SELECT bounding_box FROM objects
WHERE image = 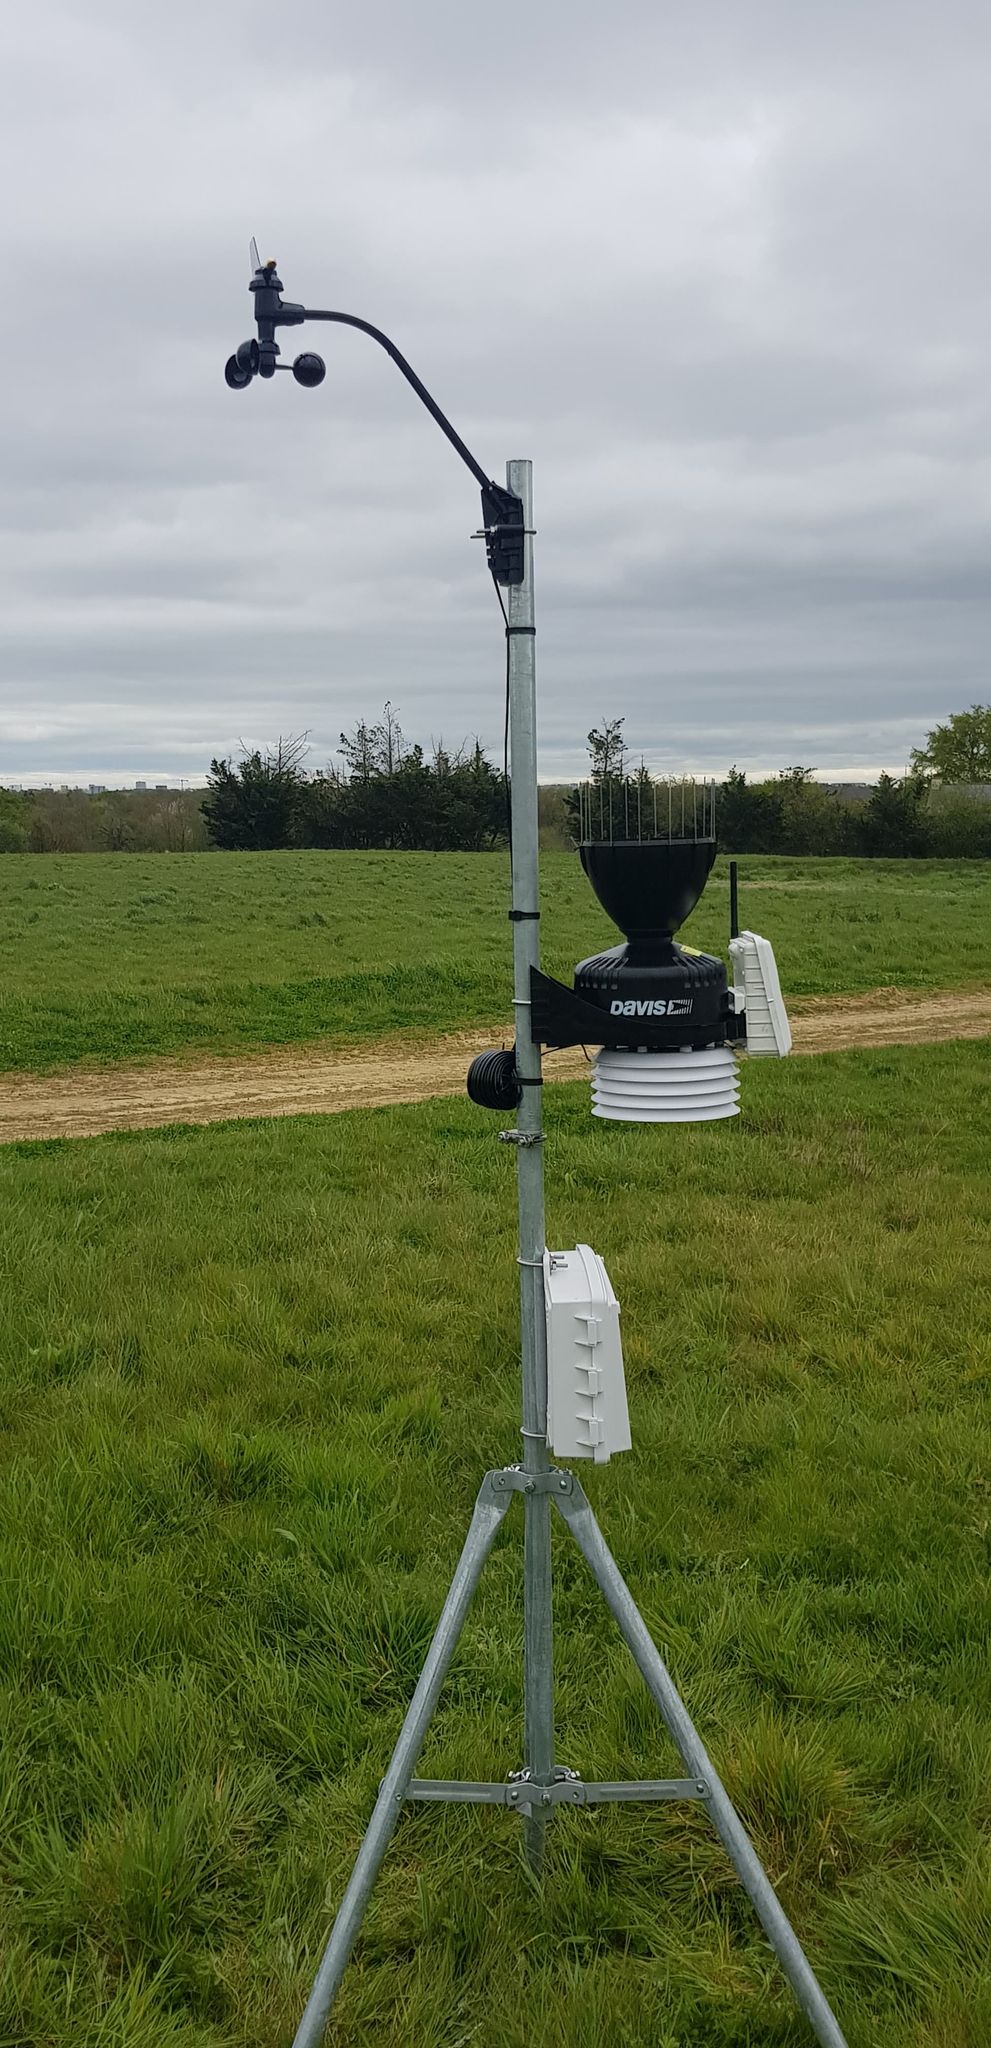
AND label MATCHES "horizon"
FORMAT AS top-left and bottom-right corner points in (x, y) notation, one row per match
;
(4, 762), (919, 795)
